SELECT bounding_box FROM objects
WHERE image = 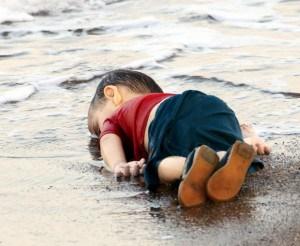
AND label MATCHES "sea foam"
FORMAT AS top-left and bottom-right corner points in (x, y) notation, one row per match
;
(0, 0), (105, 24)
(0, 85), (37, 104)
(0, 6), (34, 24)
